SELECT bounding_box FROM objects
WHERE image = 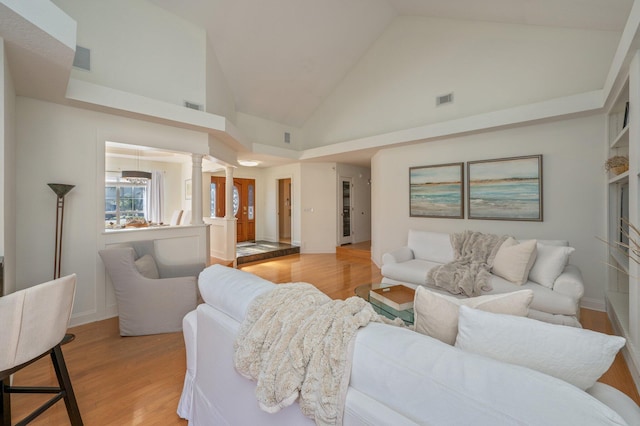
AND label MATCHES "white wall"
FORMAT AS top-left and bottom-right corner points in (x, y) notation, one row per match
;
(1, 39), (16, 294)
(236, 112), (303, 151)
(336, 163), (371, 244)
(372, 114), (607, 308)
(53, 0), (206, 108)
(301, 163), (337, 253)
(303, 16), (621, 146)
(15, 97), (209, 324)
(261, 163), (302, 245)
(206, 39), (236, 122)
